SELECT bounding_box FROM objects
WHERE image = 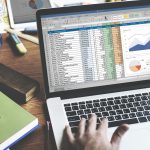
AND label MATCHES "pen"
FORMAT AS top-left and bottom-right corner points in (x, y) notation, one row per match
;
(9, 33), (27, 54)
